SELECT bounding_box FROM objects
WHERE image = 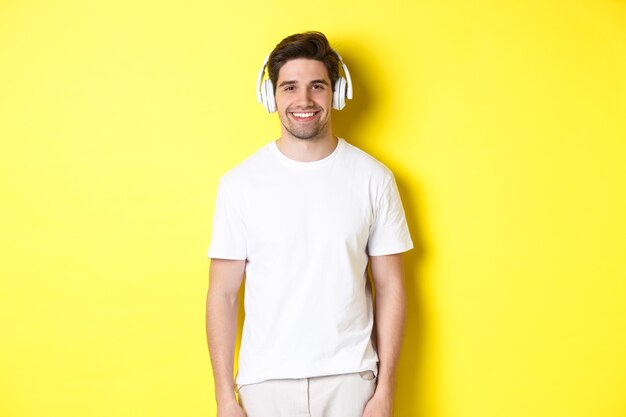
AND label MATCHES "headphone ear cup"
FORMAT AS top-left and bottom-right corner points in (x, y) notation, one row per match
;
(262, 79), (276, 113)
(333, 78), (341, 110)
(267, 80), (276, 113)
(261, 79), (268, 112)
(339, 77), (347, 110)
(333, 77), (347, 110)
